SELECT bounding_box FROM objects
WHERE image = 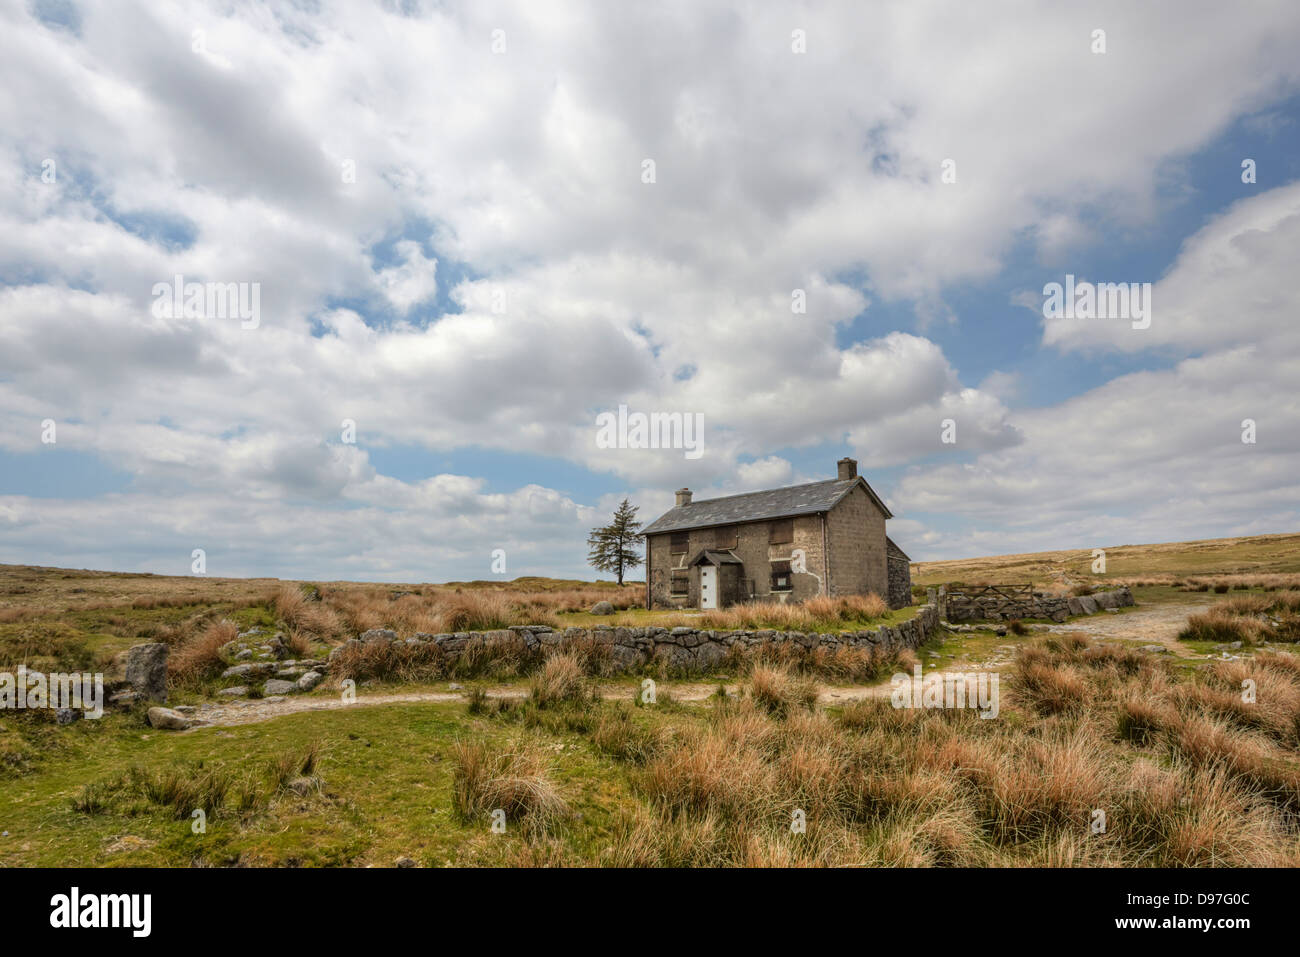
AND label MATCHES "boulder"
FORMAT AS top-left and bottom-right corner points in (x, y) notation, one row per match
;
(1094, 590), (1119, 610)
(329, 638), (362, 662)
(589, 601), (615, 616)
(263, 679), (298, 696)
(56, 708), (82, 725)
(216, 686), (248, 697)
(221, 662), (275, 679)
(360, 628), (399, 643)
(125, 642), (169, 703)
(610, 644), (646, 671)
(146, 707), (192, 730)
(296, 671), (323, 692)
(695, 642), (727, 670)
